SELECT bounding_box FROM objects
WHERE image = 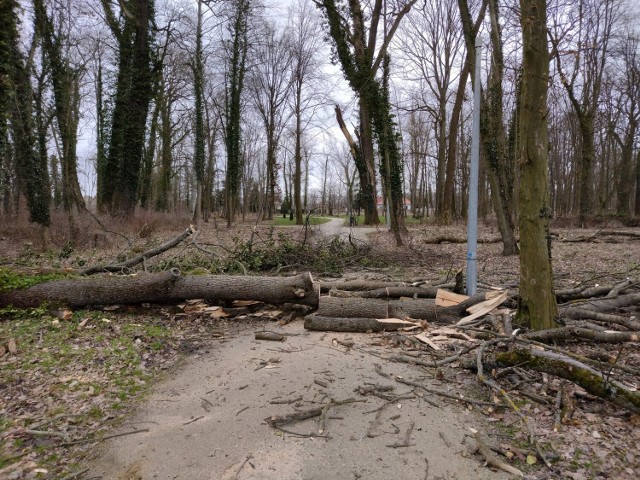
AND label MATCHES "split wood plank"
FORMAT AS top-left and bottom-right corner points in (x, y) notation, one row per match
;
(435, 289), (470, 307)
(456, 291), (508, 326)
